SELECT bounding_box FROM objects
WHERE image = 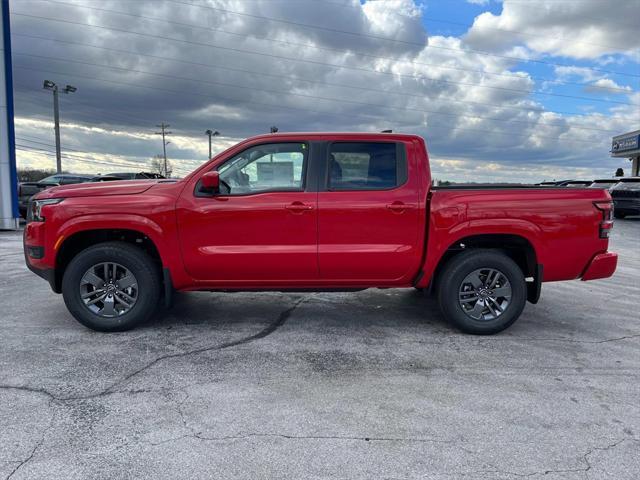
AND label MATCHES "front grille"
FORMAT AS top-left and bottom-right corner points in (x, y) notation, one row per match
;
(26, 200), (33, 222)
